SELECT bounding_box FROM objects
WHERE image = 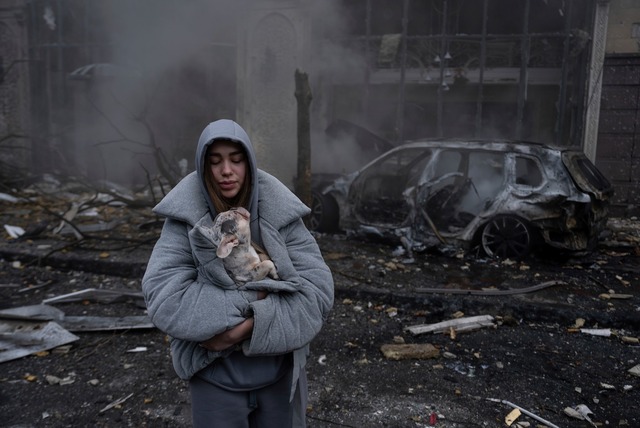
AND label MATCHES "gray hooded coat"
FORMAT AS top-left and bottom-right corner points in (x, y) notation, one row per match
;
(141, 120), (334, 411)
